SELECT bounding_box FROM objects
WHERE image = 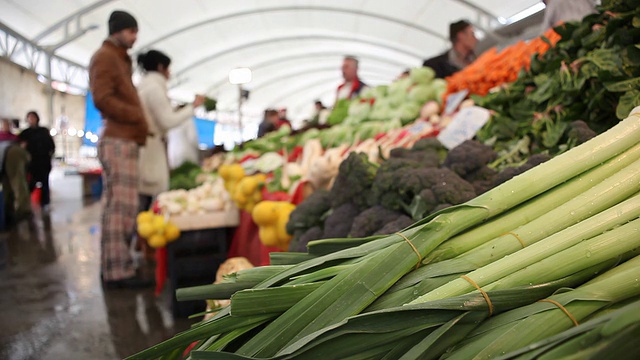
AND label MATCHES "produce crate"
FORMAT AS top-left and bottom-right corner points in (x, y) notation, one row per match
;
(168, 209), (240, 231)
(166, 226), (233, 318)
